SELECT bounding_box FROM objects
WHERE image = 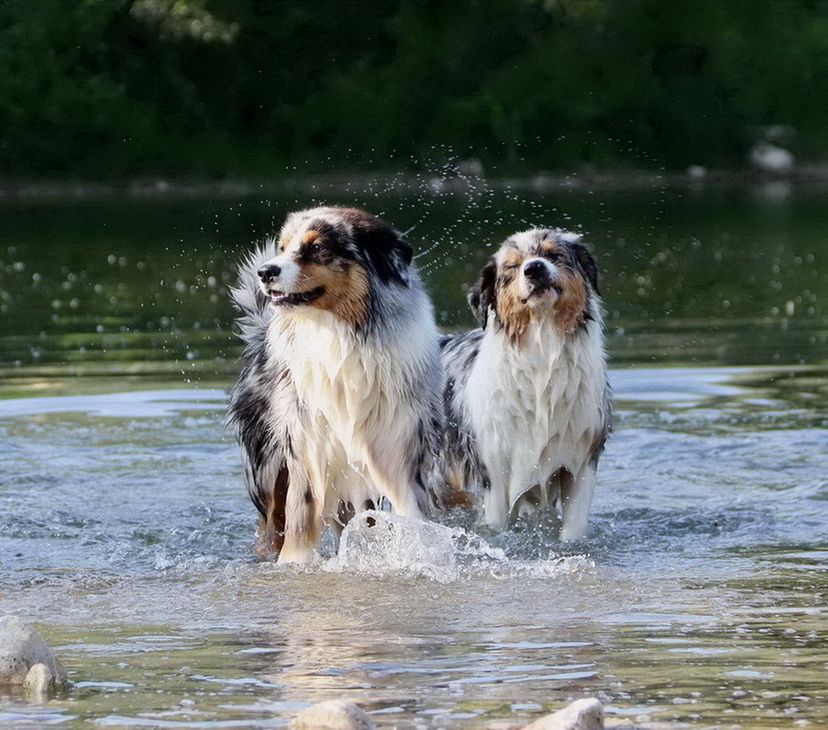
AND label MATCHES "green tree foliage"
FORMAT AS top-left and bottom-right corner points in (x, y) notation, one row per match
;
(1, 0), (827, 177)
